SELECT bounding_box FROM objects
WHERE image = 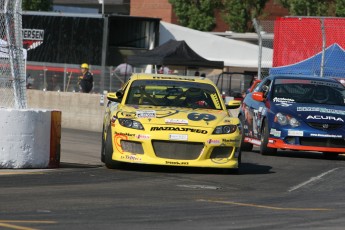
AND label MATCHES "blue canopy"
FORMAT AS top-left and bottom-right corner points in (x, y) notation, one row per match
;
(269, 43), (345, 78)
